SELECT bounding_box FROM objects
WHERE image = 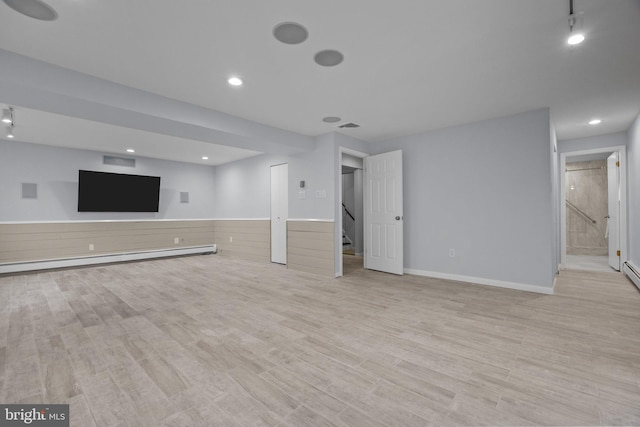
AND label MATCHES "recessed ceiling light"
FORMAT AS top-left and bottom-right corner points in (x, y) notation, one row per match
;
(322, 116), (341, 123)
(588, 119), (602, 125)
(202, 156), (209, 160)
(273, 22), (309, 45)
(126, 148), (135, 153)
(3, 0), (58, 21)
(314, 50), (344, 67)
(228, 76), (243, 86)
